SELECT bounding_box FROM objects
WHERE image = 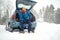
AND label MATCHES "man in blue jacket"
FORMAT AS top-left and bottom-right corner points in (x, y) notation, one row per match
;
(19, 7), (32, 33)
